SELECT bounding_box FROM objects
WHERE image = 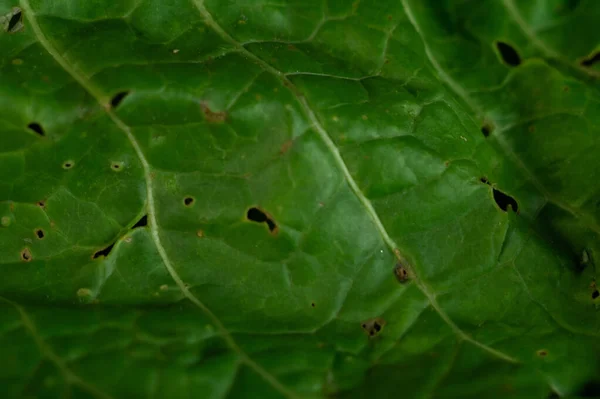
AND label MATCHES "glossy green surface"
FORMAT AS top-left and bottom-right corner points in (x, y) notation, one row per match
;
(1, 0), (599, 398)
